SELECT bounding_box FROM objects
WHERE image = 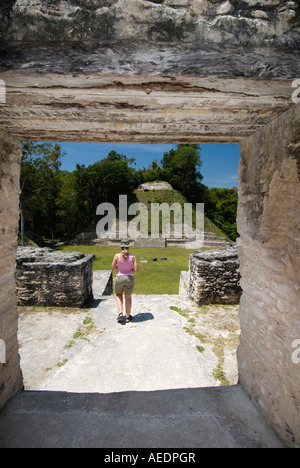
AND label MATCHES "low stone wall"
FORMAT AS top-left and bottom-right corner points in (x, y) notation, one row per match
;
(16, 247), (94, 307)
(92, 271), (113, 297)
(188, 247), (242, 305)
